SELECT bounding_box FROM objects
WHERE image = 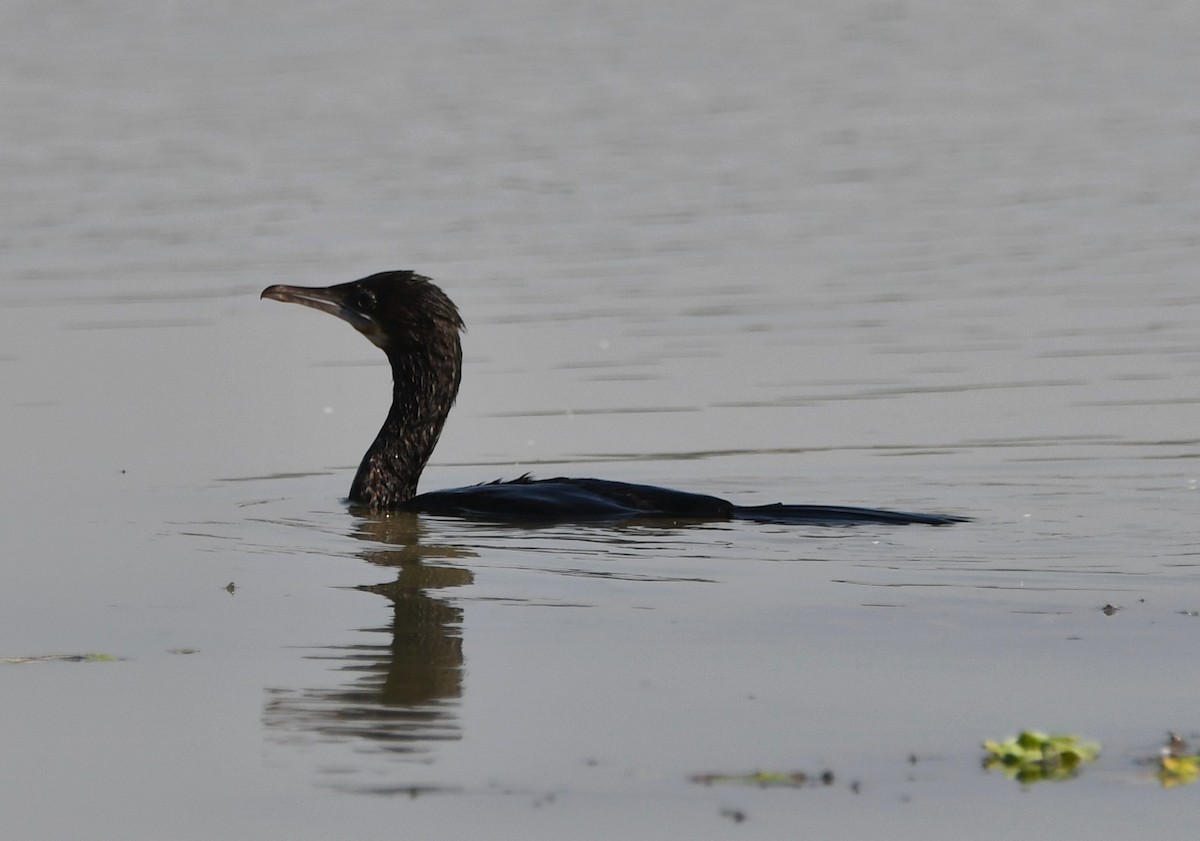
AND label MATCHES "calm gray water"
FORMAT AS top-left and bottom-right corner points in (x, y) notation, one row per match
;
(3, 1), (1200, 838)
